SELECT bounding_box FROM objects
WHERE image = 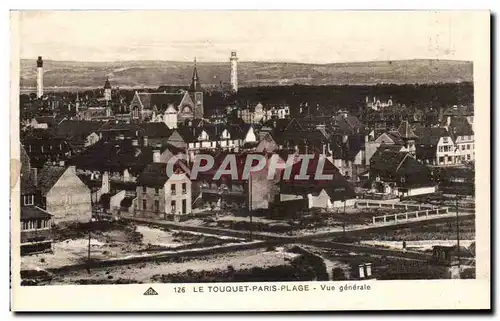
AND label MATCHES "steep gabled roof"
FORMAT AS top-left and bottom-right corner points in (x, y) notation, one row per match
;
(397, 120), (417, 139)
(414, 127), (450, 146)
(448, 116), (474, 138)
(37, 165), (67, 196)
(136, 92), (187, 111)
(136, 122), (173, 138)
(370, 148), (409, 174)
(136, 162), (188, 188)
(279, 156), (356, 200)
